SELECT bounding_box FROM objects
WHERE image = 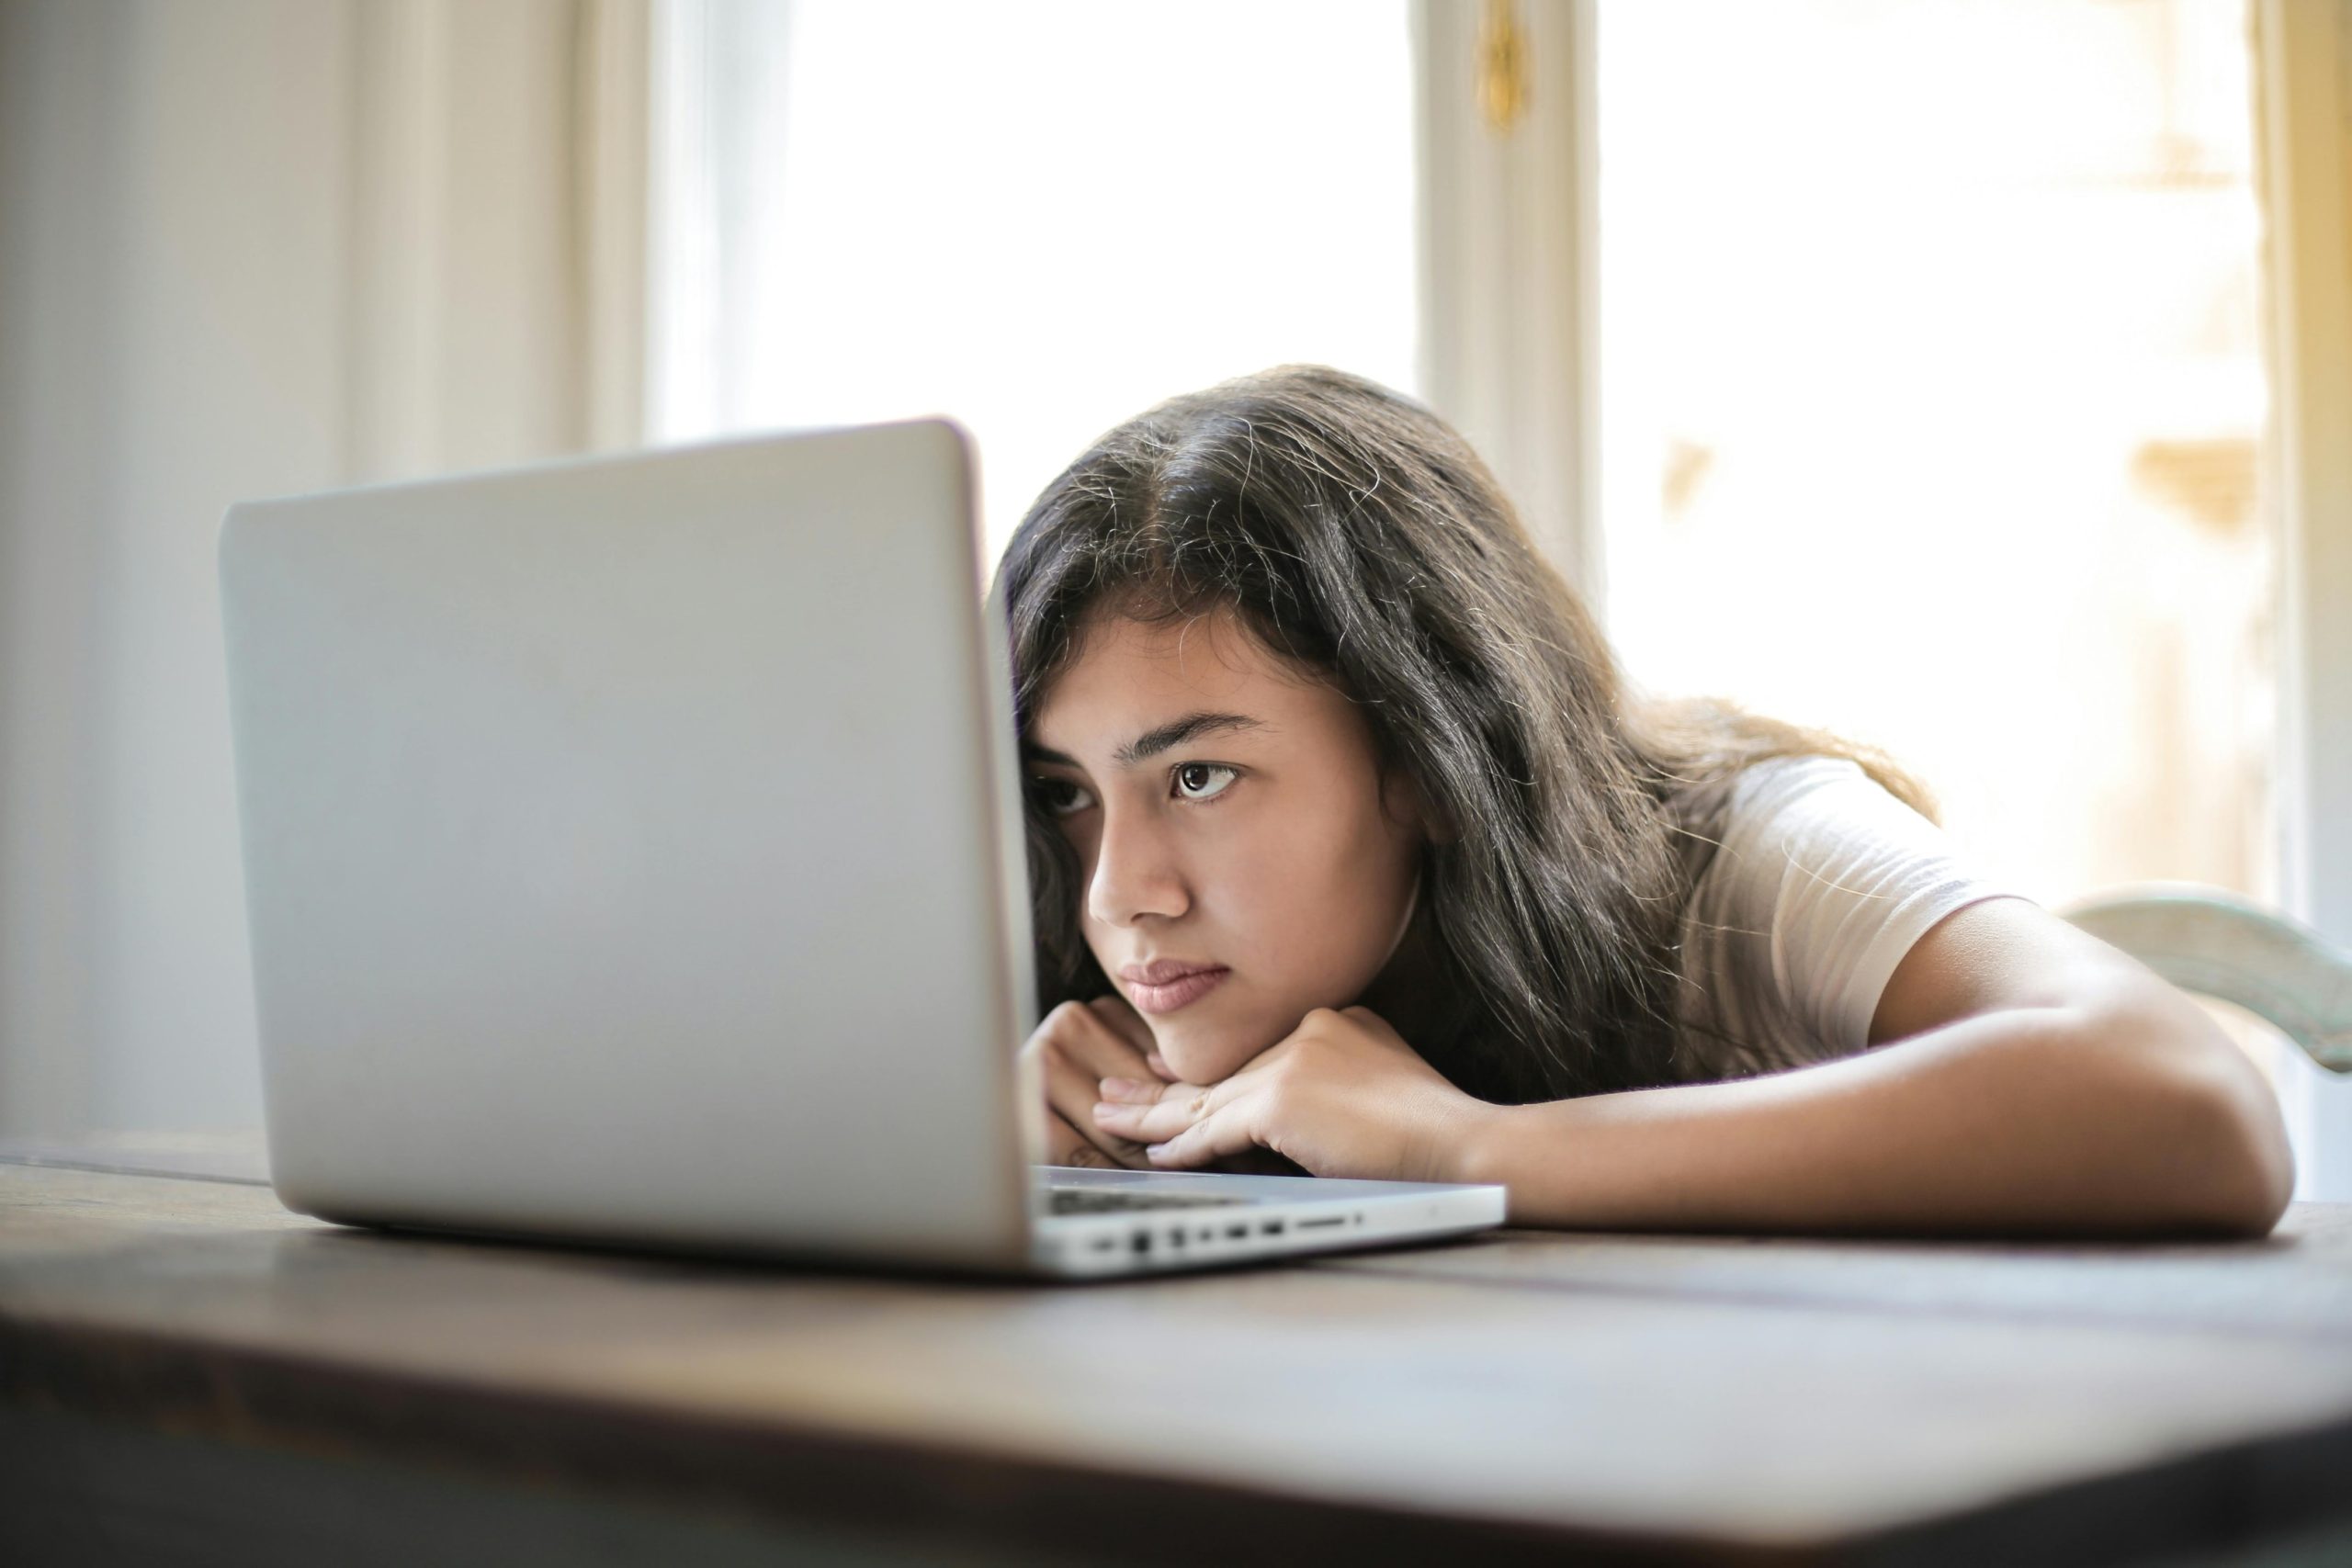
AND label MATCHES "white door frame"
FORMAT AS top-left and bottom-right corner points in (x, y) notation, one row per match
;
(1412, 0), (1605, 607)
(2256, 0), (2352, 1196)
(2256, 0), (2352, 948)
